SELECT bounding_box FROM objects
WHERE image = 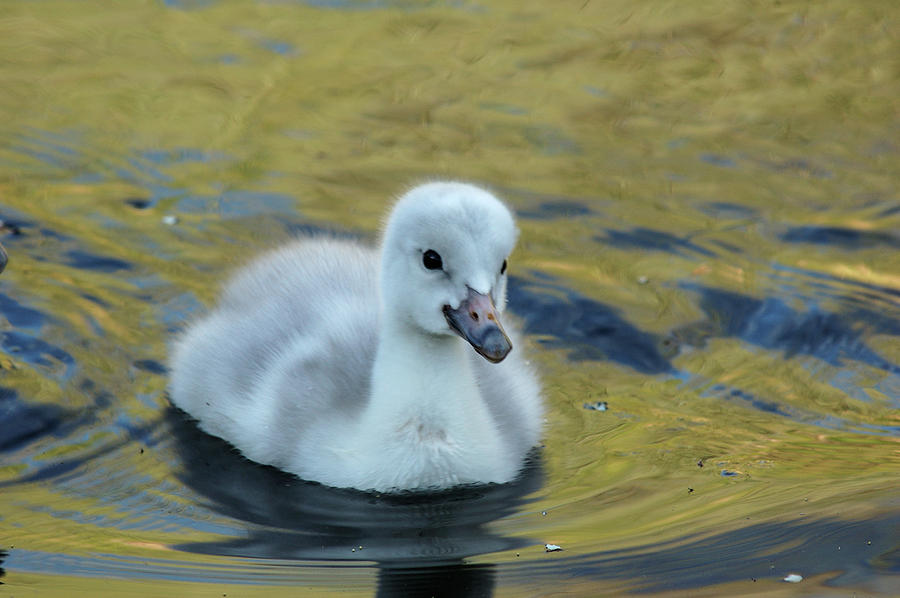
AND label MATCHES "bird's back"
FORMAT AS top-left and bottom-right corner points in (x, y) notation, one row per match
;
(169, 237), (380, 467)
